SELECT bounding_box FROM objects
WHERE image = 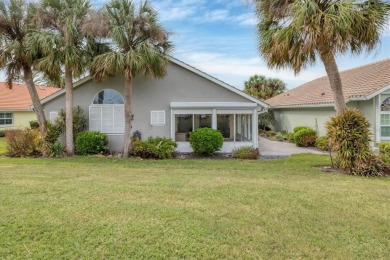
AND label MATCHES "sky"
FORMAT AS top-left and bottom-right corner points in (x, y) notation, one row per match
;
(1, 0), (389, 90)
